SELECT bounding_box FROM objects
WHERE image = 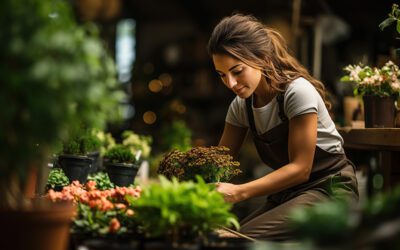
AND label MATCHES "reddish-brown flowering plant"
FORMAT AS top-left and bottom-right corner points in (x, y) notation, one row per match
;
(157, 146), (241, 183)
